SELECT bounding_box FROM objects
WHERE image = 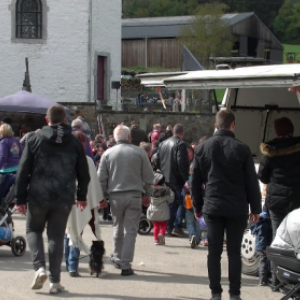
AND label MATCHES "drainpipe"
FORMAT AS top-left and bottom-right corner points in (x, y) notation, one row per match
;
(87, 0), (93, 103)
(145, 37), (148, 68)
